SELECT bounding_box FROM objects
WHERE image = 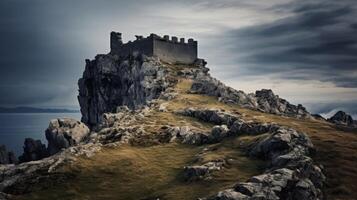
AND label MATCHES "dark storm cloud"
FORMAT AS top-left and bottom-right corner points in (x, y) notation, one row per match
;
(225, 1), (357, 87)
(0, 0), (113, 107)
